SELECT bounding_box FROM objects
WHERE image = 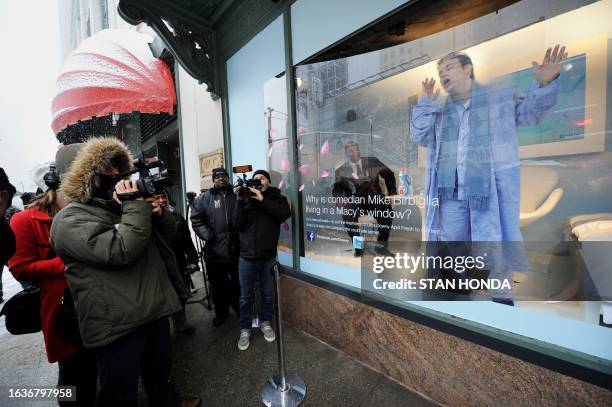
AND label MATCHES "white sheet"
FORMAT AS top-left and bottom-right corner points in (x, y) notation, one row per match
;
(572, 220), (612, 241)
